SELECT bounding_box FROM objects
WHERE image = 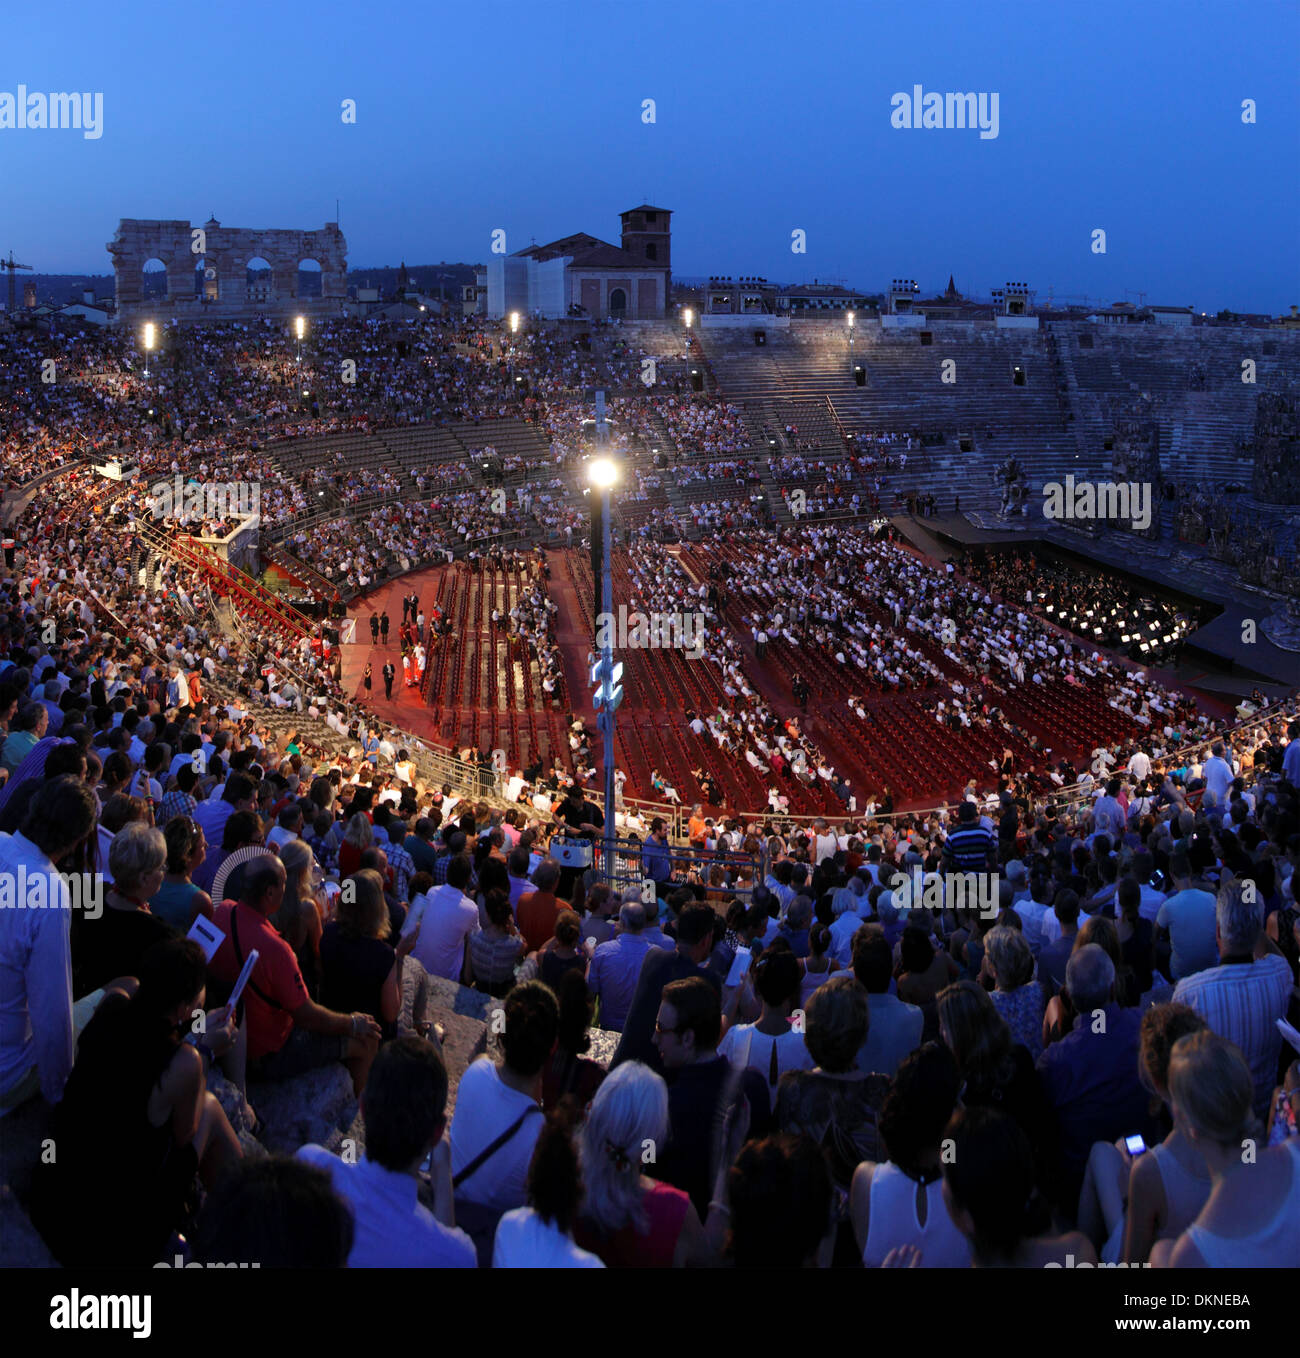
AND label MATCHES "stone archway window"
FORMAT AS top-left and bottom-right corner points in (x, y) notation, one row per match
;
(608, 286), (627, 316)
(298, 258), (323, 299)
(246, 256), (272, 302)
(142, 258), (167, 300)
(193, 255), (219, 300)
